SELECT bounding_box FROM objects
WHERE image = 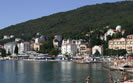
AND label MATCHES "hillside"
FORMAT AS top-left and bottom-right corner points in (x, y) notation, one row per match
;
(0, 1), (133, 39)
